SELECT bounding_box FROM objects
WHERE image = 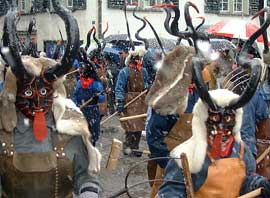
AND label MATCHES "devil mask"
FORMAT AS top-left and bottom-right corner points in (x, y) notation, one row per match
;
(2, 1), (79, 141)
